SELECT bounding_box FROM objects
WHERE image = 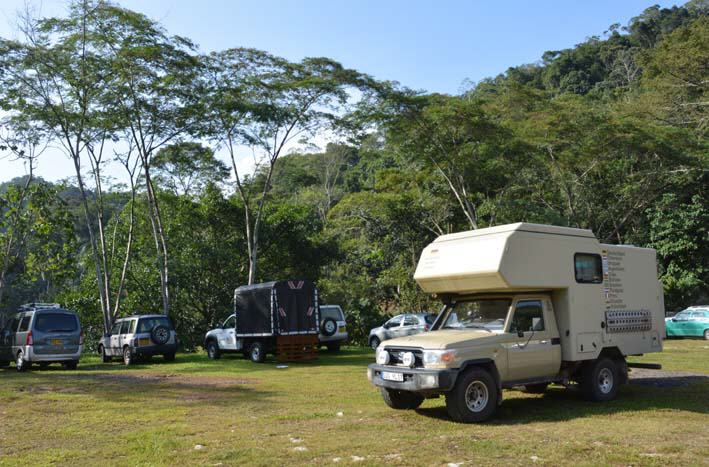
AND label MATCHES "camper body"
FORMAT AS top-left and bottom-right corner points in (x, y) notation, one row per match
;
(213, 280), (320, 362)
(367, 223), (664, 422)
